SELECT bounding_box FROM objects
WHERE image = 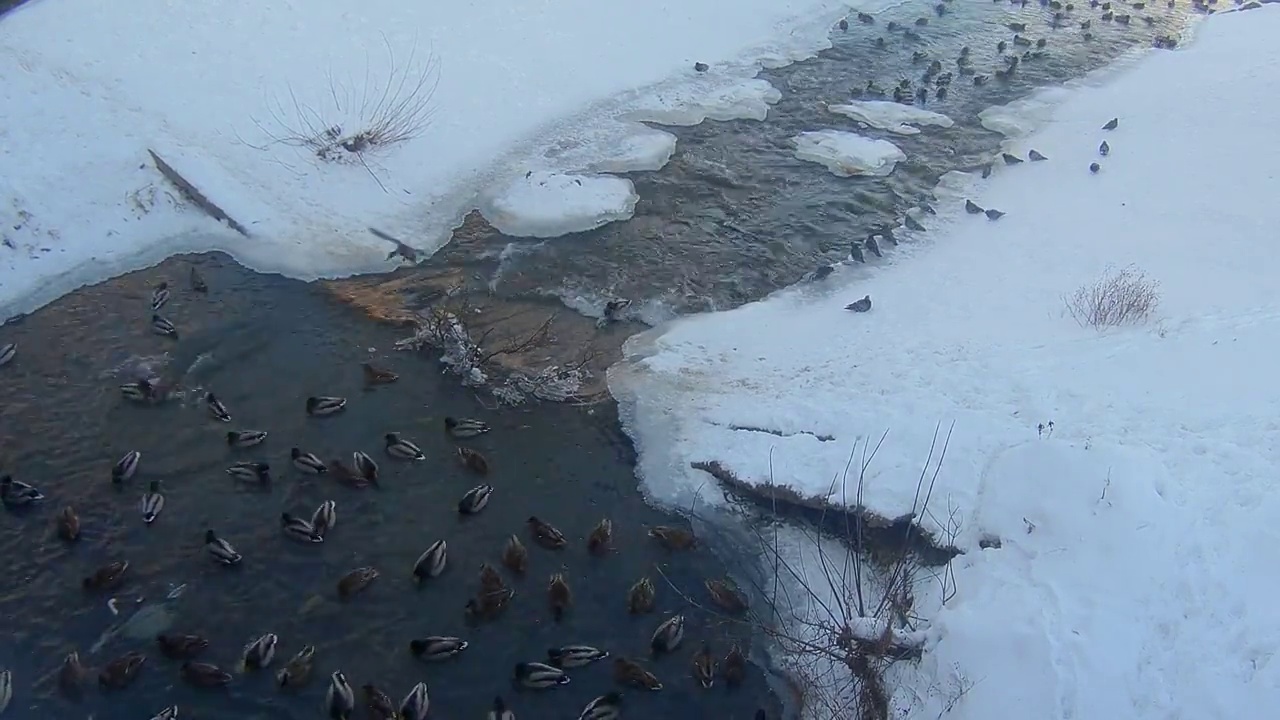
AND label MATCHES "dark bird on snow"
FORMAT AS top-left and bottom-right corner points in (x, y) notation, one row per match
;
(838, 18), (848, 30)
(920, 202), (937, 216)
(985, 208), (1006, 220)
(849, 243), (865, 264)
(1002, 152), (1023, 165)
(981, 163), (993, 179)
(997, 40), (1007, 53)
(878, 226), (898, 245)
(1103, 117), (1119, 130)
(845, 295), (872, 313)
(1090, 162), (1102, 173)
(694, 62), (709, 72)
(965, 199), (984, 214)
(865, 235), (883, 258)
(1028, 150), (1048, 161)
(1099, 141), (1110, 156)
(905, 215), (926, 232)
